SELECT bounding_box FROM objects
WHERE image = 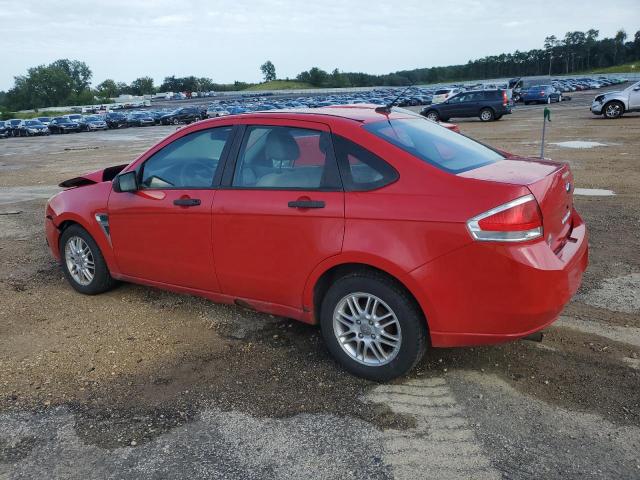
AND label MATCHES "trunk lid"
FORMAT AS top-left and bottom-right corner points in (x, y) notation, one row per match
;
(460, 158), (574, 252)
